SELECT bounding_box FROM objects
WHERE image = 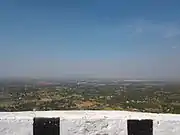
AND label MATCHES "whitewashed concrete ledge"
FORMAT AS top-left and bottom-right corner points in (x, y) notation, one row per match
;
(0, 110), (180, 135)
